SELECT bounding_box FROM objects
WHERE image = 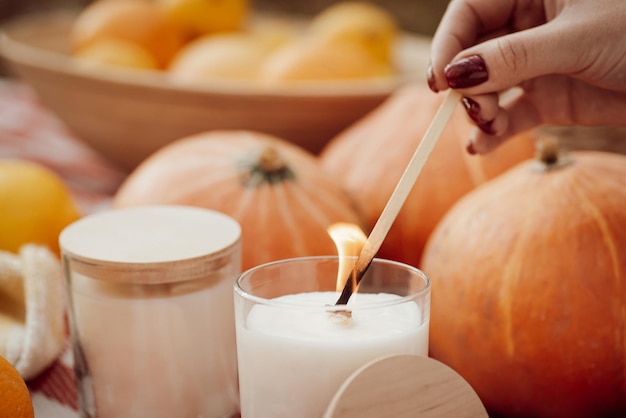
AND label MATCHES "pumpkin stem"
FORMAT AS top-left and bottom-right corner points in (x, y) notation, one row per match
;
(532, 136), (572, 172)
(240, 146), (295, 187)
